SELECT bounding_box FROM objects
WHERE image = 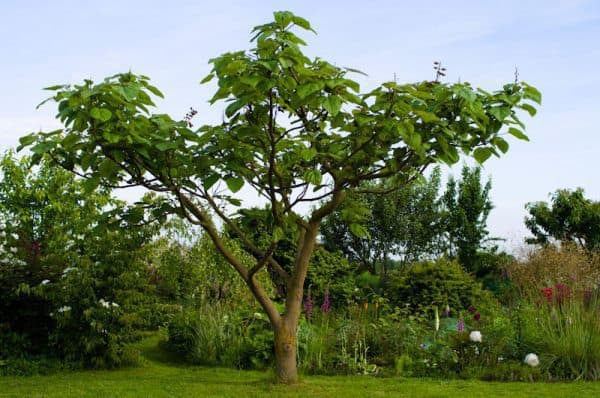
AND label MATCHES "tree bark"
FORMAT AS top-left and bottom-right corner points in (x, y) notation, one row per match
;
(274, 317), (299, 384)
(271, 223), (319, 384)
